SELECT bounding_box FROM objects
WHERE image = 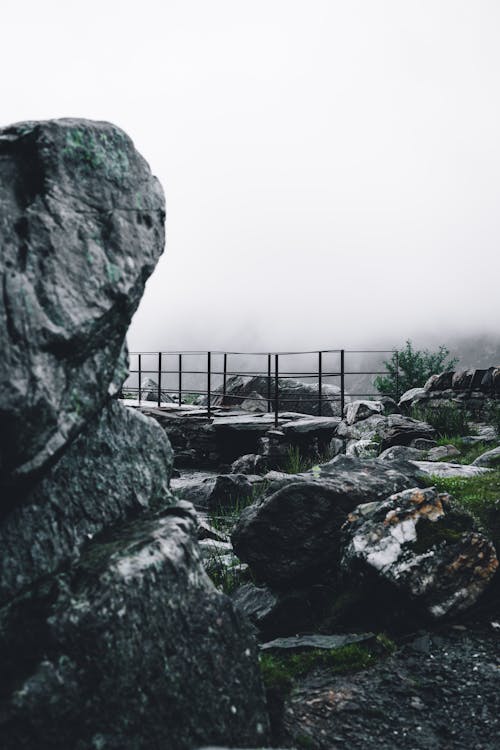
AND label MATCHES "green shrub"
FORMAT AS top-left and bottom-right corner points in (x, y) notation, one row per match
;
(375, 340), (458, 398)
(411, 403), (470, 437)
